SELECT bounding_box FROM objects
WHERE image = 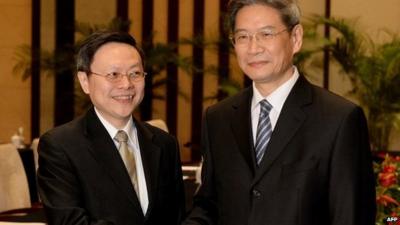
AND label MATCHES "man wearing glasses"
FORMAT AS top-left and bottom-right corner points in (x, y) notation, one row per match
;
(37, 31), (185, 225)
(184, 0), (375, 225)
